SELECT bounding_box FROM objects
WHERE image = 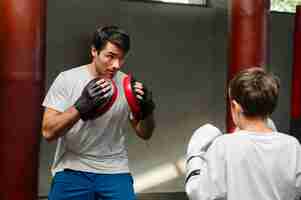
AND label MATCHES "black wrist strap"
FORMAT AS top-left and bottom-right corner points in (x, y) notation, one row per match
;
(186, 155), (203, 164)
(185, 169), (201, 184)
